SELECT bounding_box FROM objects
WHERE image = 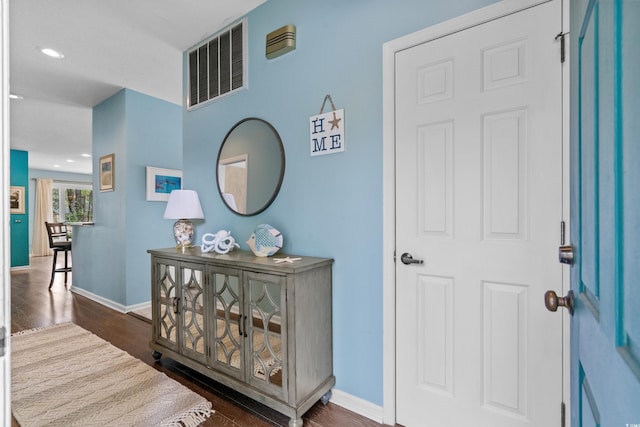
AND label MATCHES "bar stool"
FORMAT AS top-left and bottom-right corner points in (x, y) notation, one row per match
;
(45, 222), (72, 289)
